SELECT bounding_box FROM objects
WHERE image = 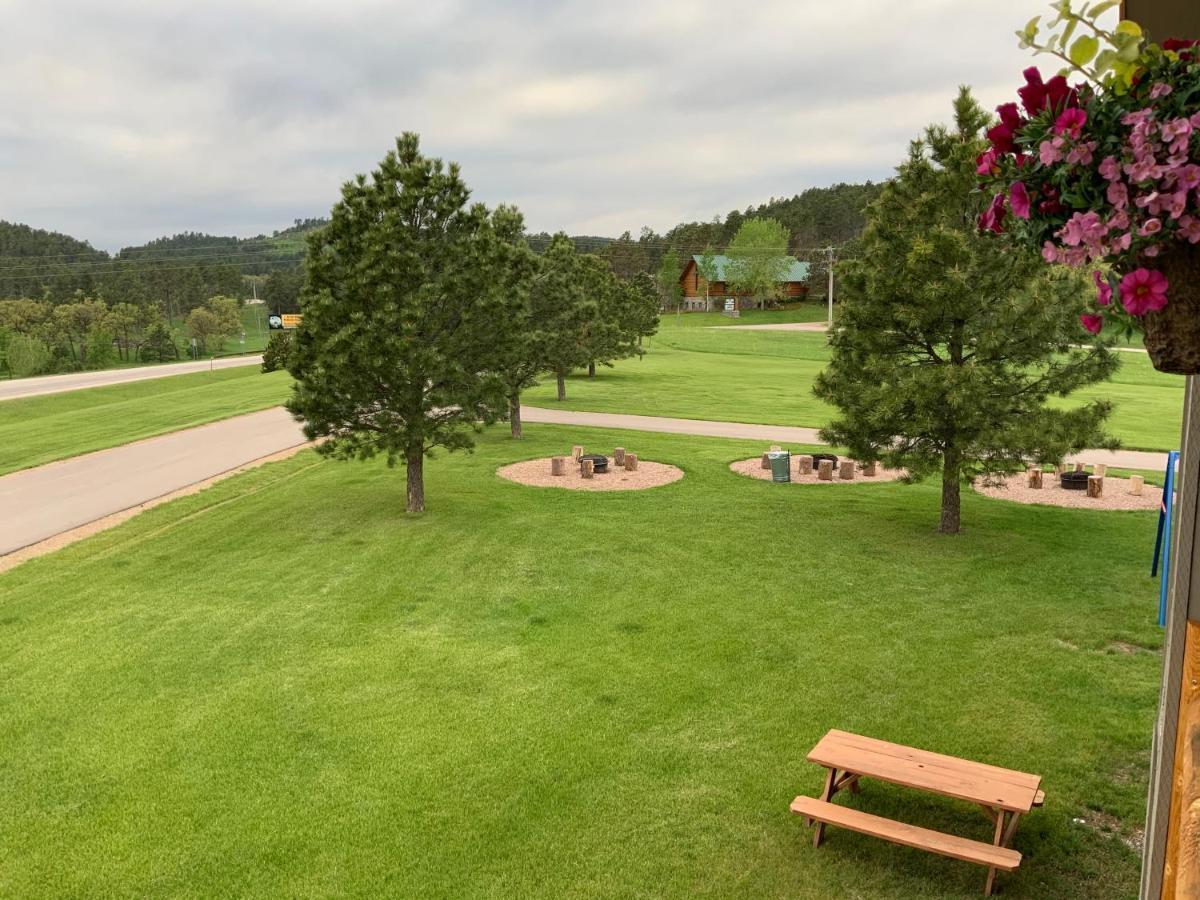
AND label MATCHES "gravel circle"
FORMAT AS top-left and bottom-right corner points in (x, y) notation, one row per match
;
(973, 474), (1162, 511)
(498, 456), (684, 491)
(729, 456), (907, 484)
